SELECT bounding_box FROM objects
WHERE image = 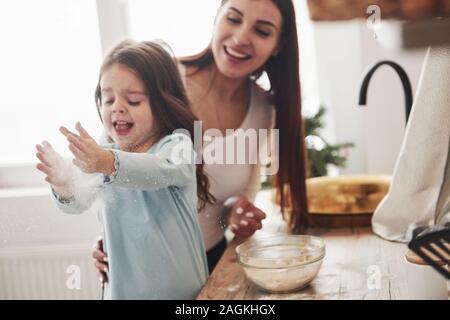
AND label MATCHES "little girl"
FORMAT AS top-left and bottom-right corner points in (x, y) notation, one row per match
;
(35, 40), (213, 299)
